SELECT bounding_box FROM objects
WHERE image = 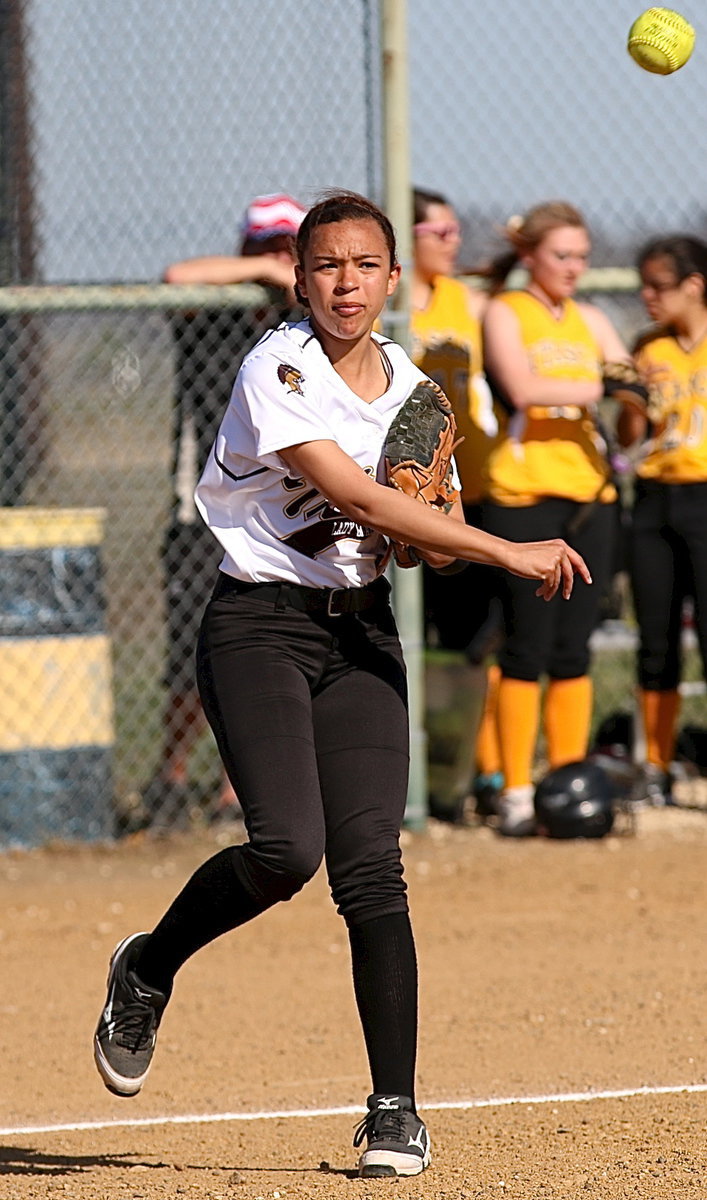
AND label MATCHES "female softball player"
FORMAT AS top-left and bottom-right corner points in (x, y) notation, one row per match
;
(481, 201), (632, 836)
(625, 235), (707, 804)
(93, 192), (589, 1178)
(410, 187), (503, 815)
